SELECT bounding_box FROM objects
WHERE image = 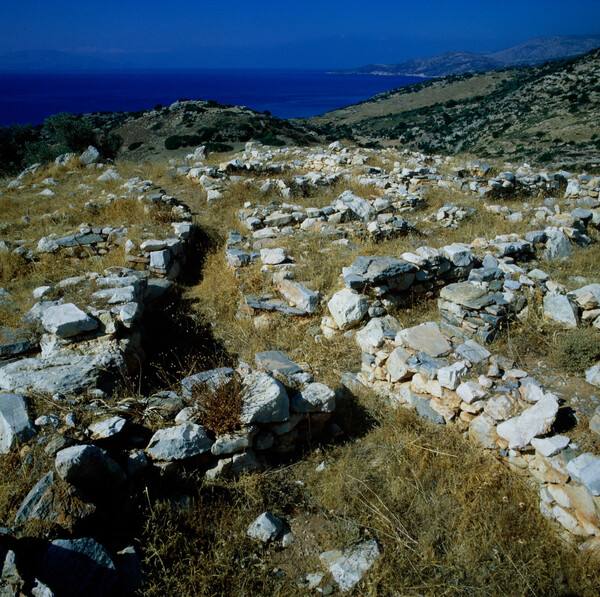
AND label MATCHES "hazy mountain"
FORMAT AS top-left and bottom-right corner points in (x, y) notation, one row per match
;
(338, 34), (600, 77)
